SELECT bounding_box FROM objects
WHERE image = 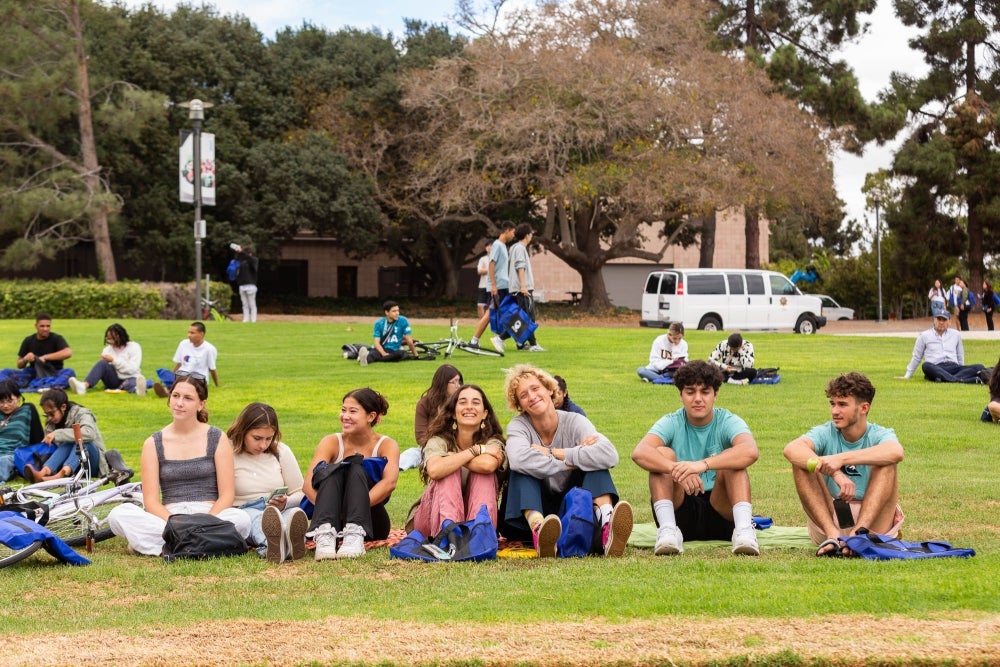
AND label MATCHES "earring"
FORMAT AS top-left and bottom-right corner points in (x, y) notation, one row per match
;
(451, 420), (457, 431)
(480, 420), (486, 430)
